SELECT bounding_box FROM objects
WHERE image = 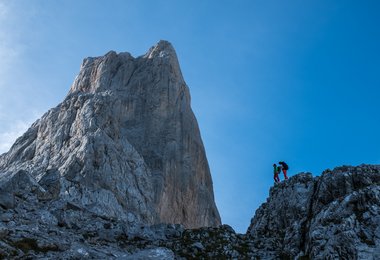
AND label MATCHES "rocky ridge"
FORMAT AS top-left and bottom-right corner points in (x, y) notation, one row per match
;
(1, 164), (380, 259)
(248, 164), (380, 259)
